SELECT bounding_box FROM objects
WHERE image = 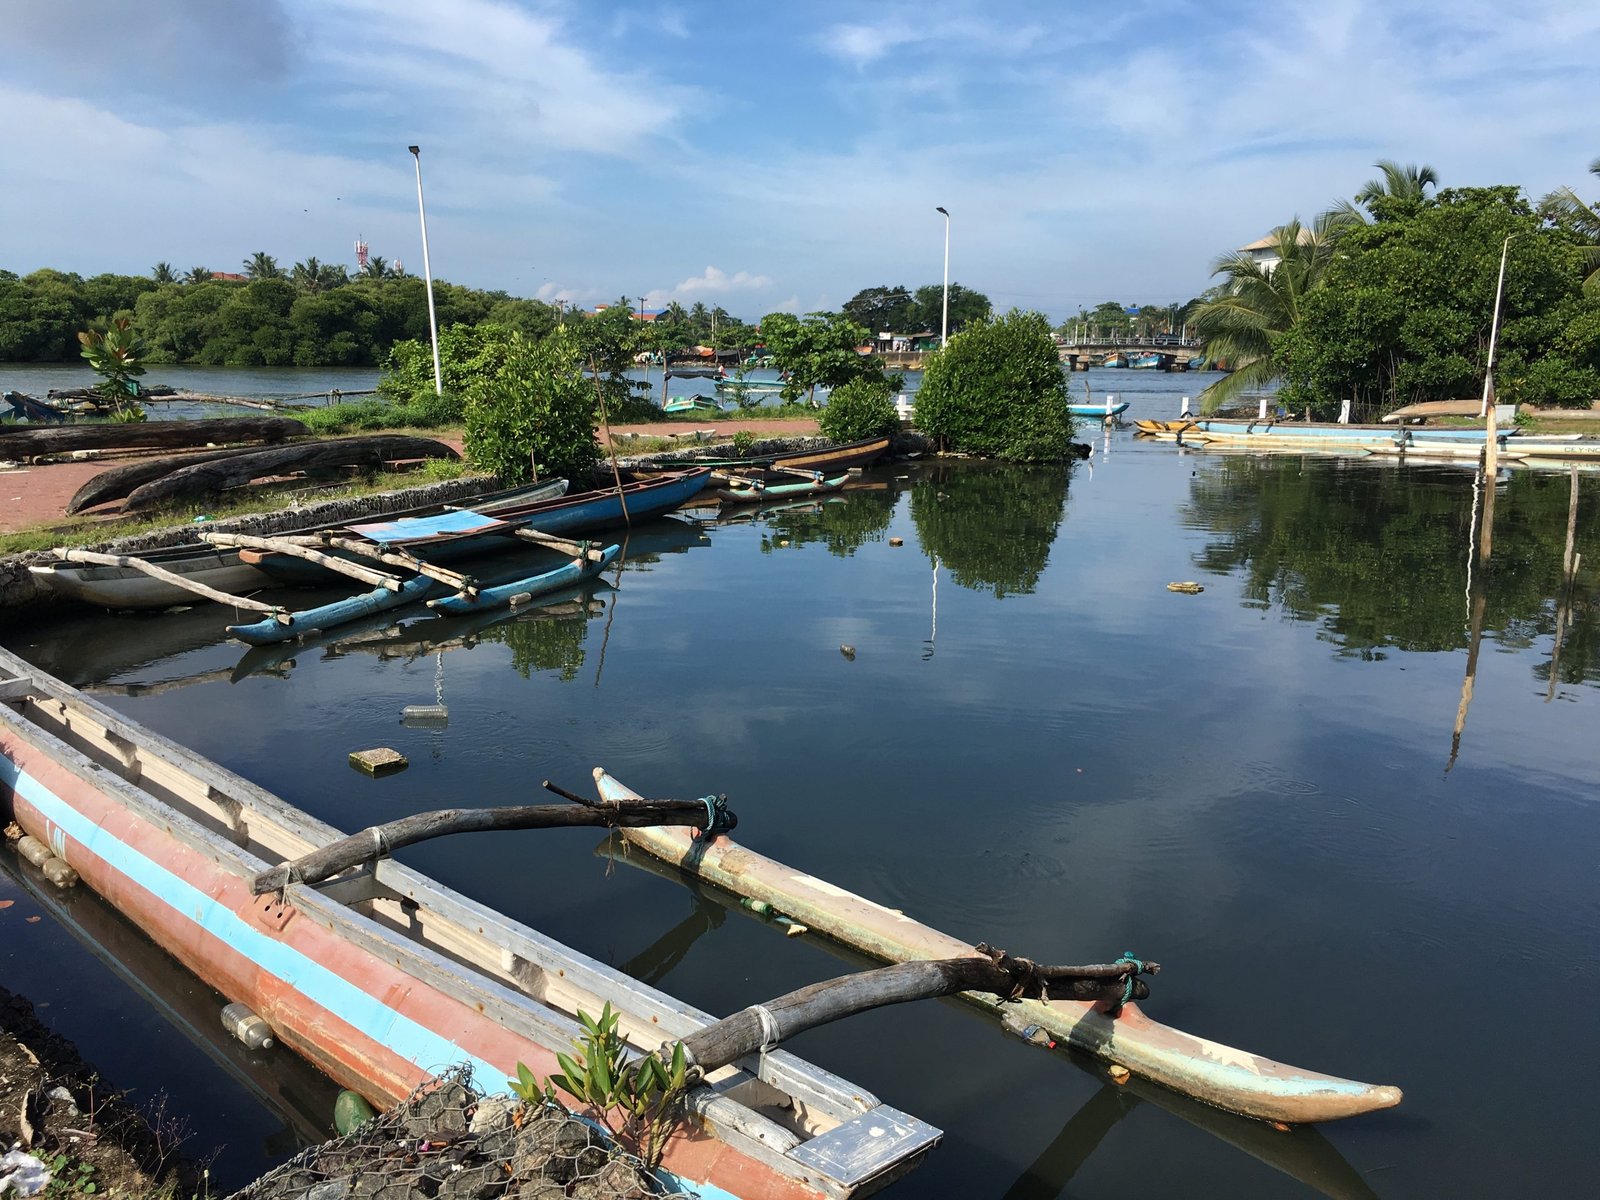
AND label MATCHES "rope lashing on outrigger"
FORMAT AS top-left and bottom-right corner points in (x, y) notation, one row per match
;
(975, 943), (1159, 1014)
(693, 794), (733, 843)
